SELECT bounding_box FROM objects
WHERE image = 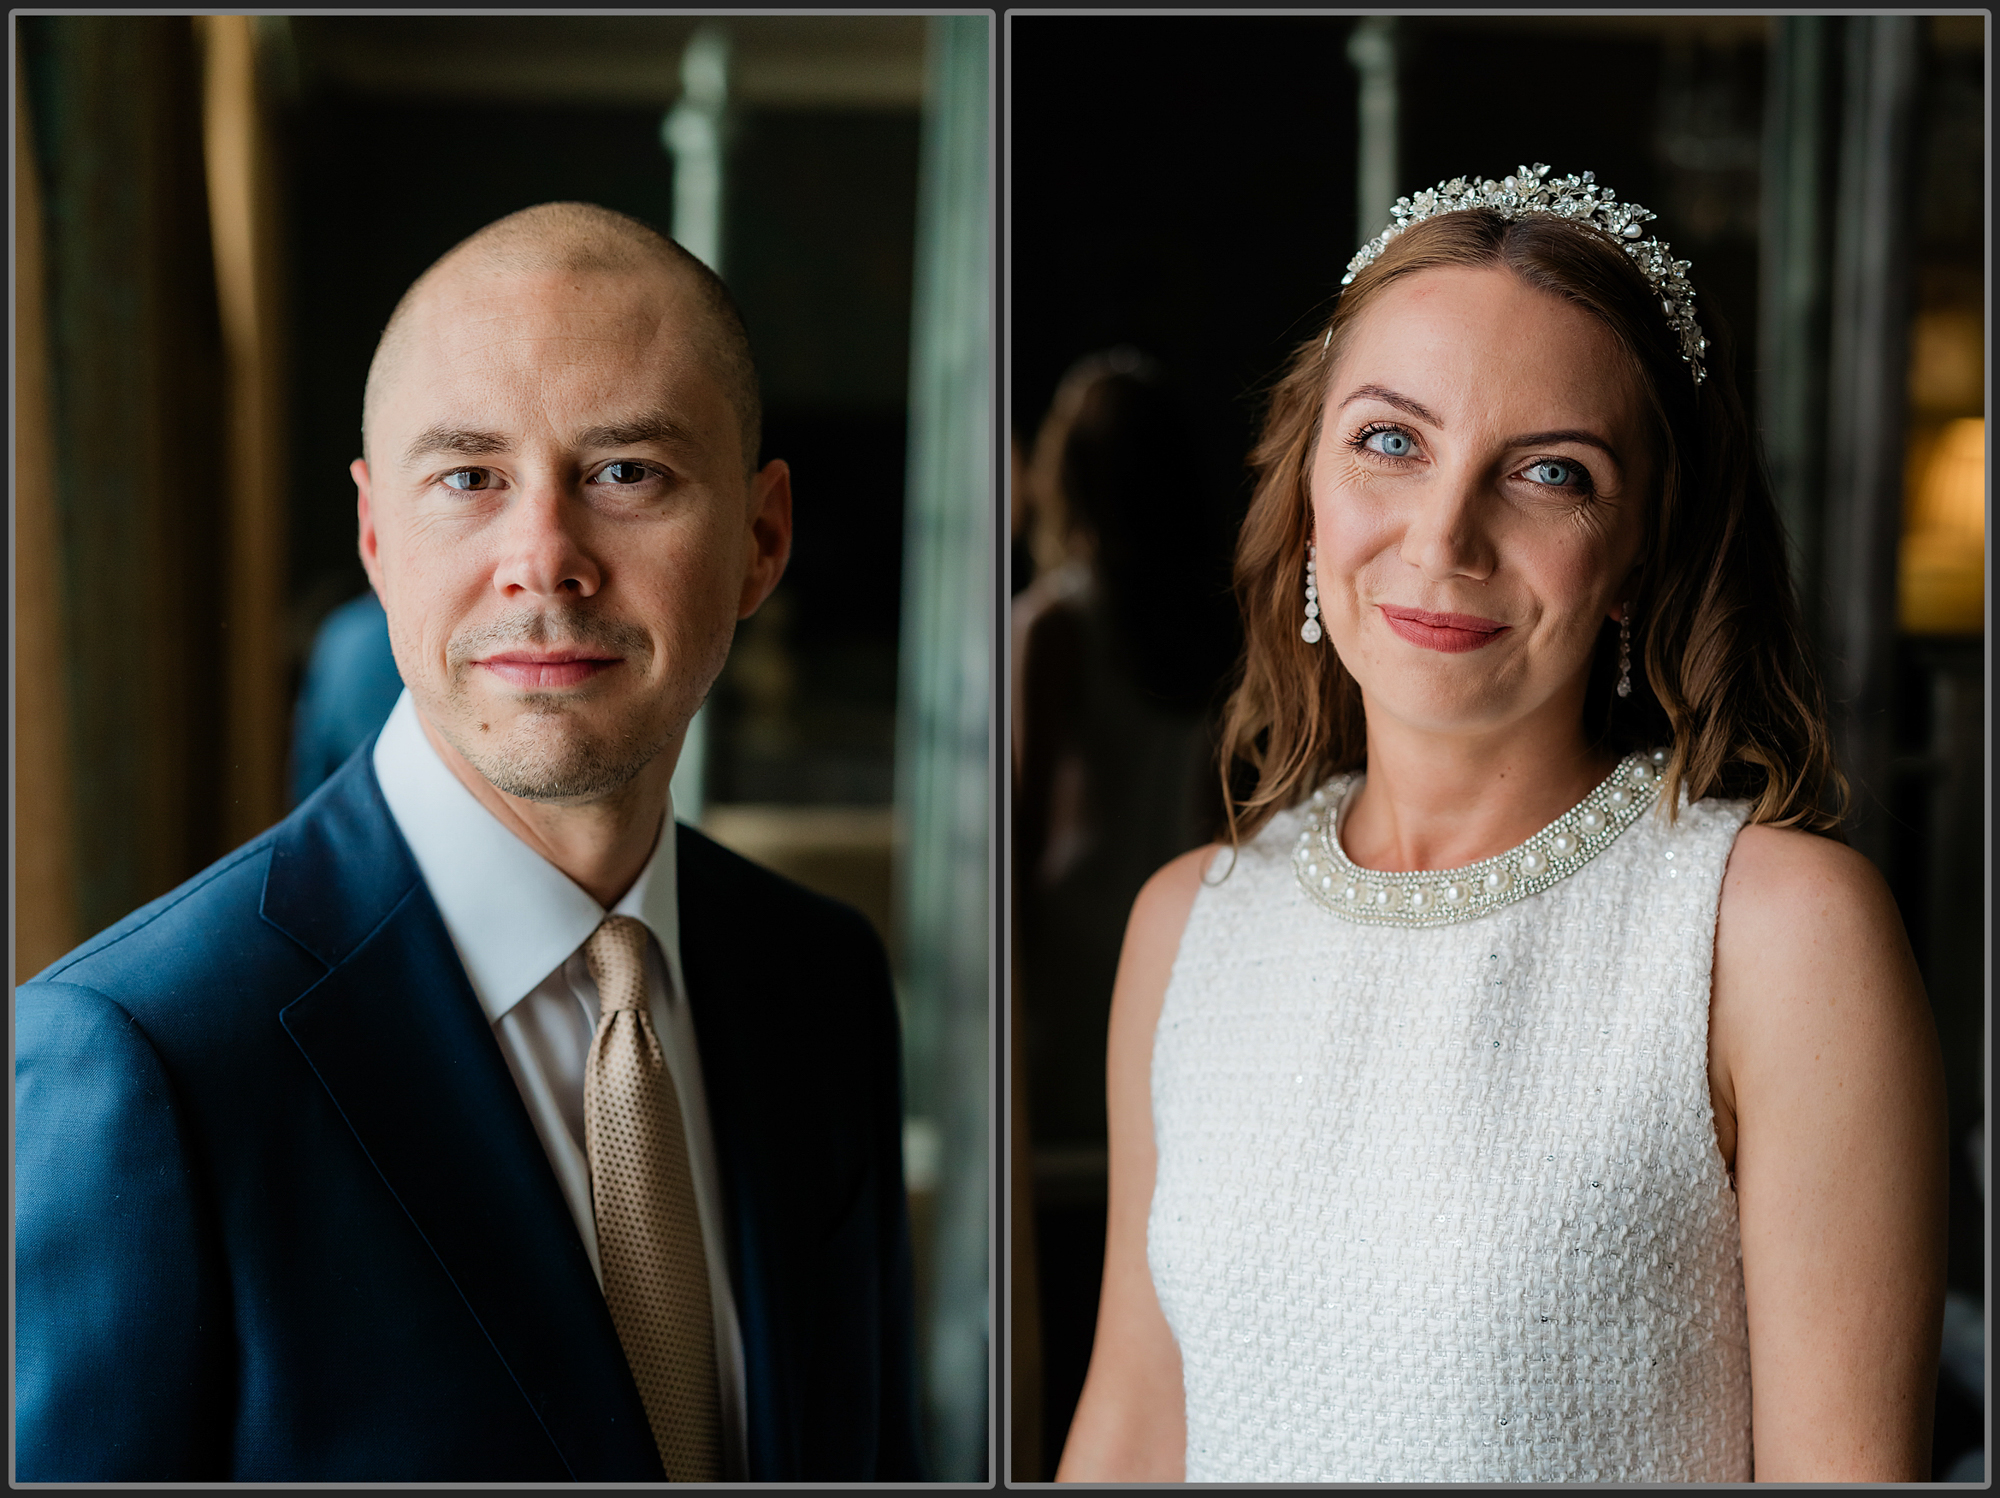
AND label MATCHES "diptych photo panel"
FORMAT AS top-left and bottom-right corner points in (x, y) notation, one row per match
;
(9, 6), (1988, 1490)
(15, 11), (991, 1485)
(1006, 10), (1984, 1487)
